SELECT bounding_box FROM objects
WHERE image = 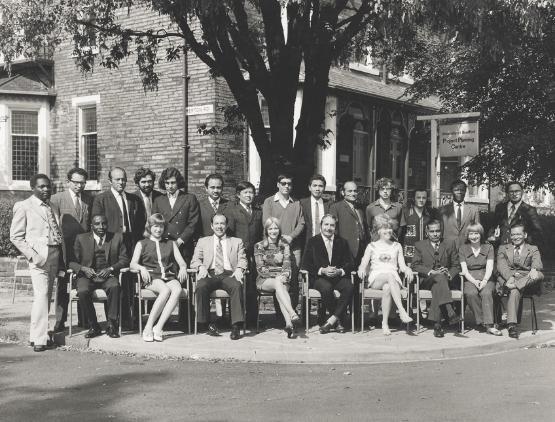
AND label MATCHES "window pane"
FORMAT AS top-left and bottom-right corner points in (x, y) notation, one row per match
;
(12, 135), (39, 180)
(12, 111), (38, 134)
(84, 134), (98, 180)
(82, 107), (96, 133)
